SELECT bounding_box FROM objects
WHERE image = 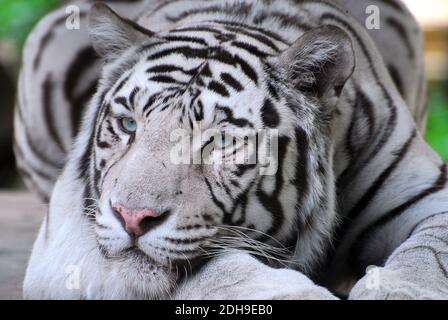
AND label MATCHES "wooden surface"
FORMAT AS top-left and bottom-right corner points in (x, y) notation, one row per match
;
(0, 192), (46, 300)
